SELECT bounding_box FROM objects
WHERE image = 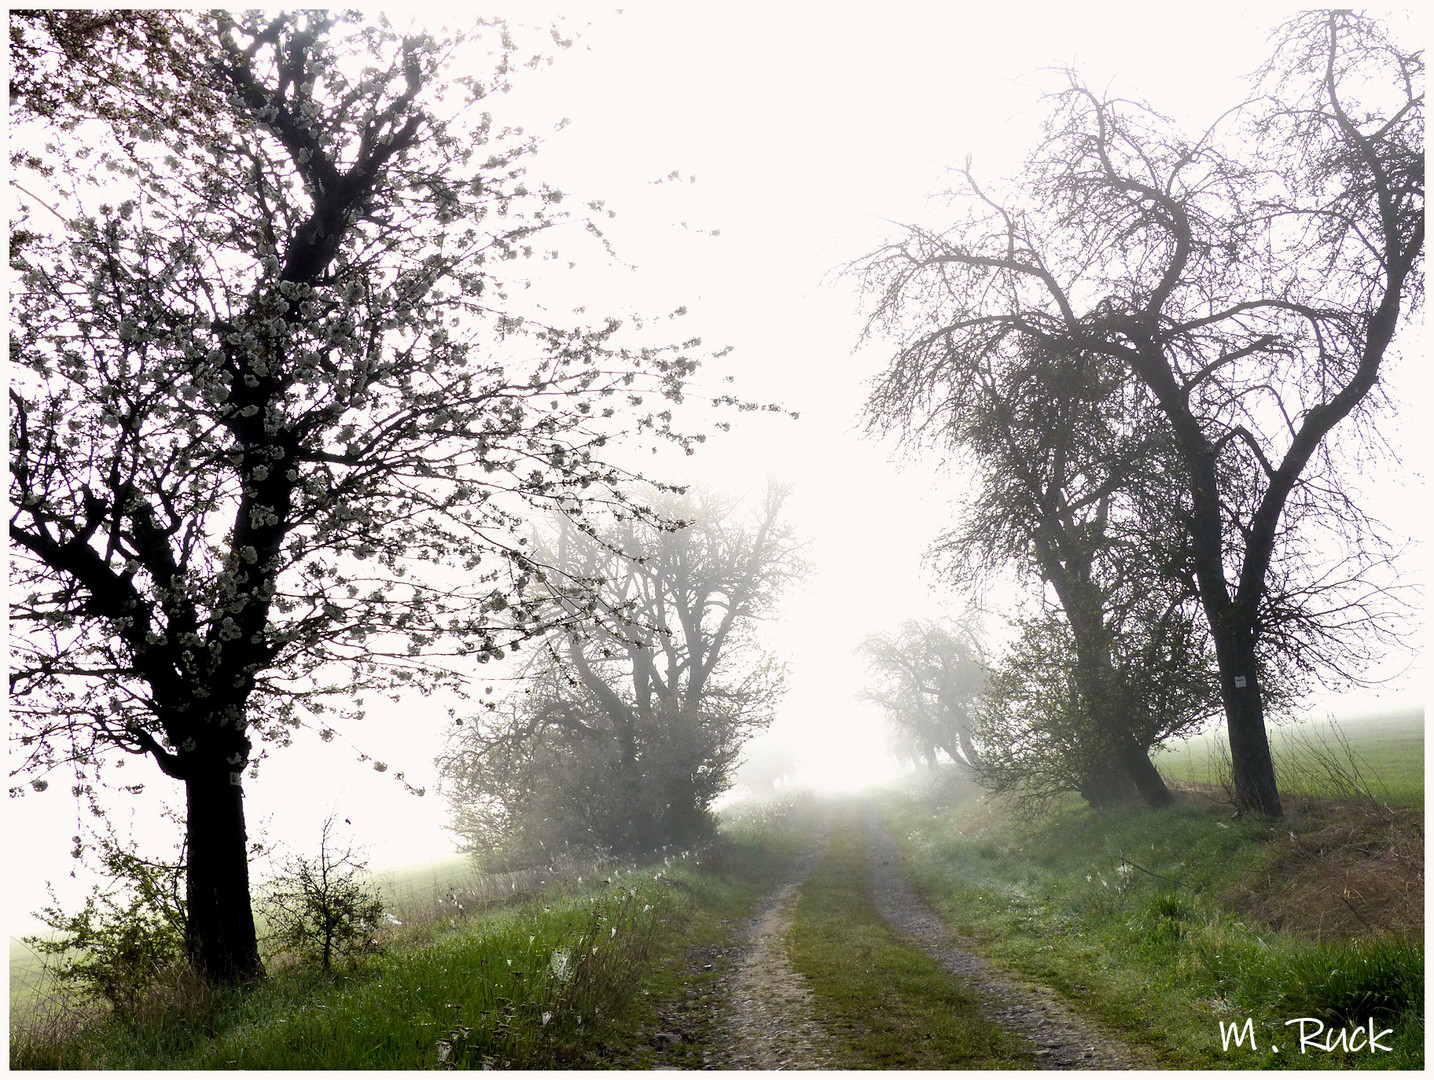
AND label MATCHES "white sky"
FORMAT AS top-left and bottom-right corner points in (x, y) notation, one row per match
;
(8, 2), (1426, 936)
